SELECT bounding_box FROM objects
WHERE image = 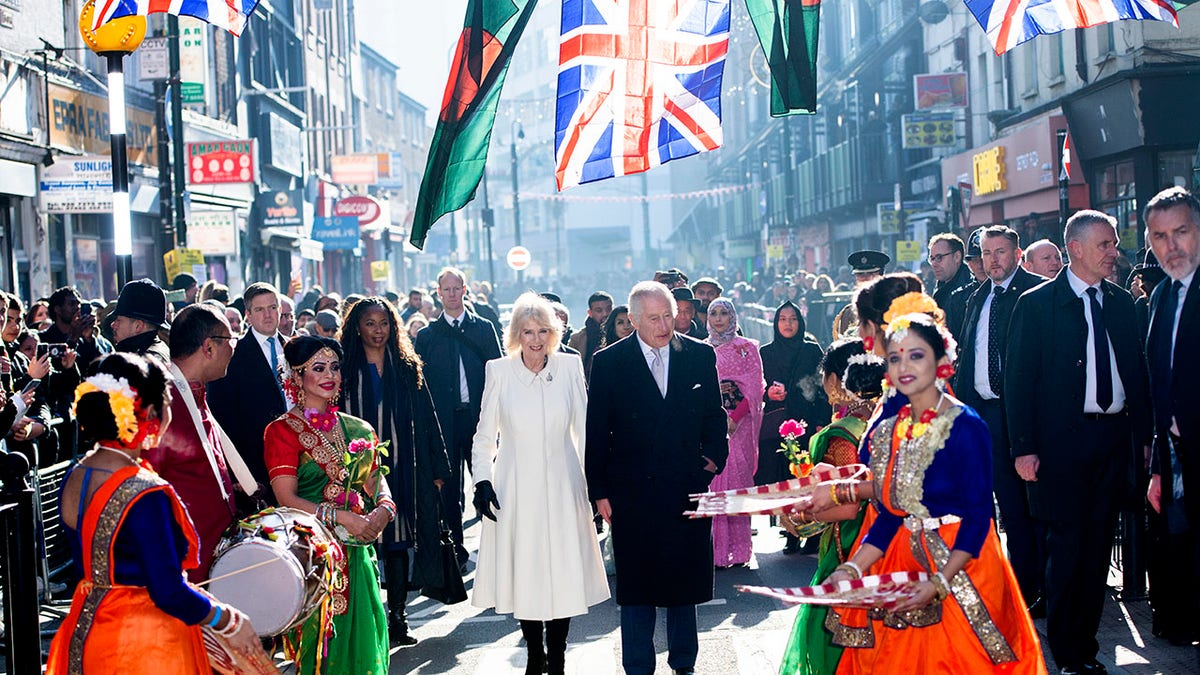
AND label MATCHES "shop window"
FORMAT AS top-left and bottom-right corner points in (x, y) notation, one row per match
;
(1096, 160), (1136, 203)
(1157, 151), (1195, 190)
